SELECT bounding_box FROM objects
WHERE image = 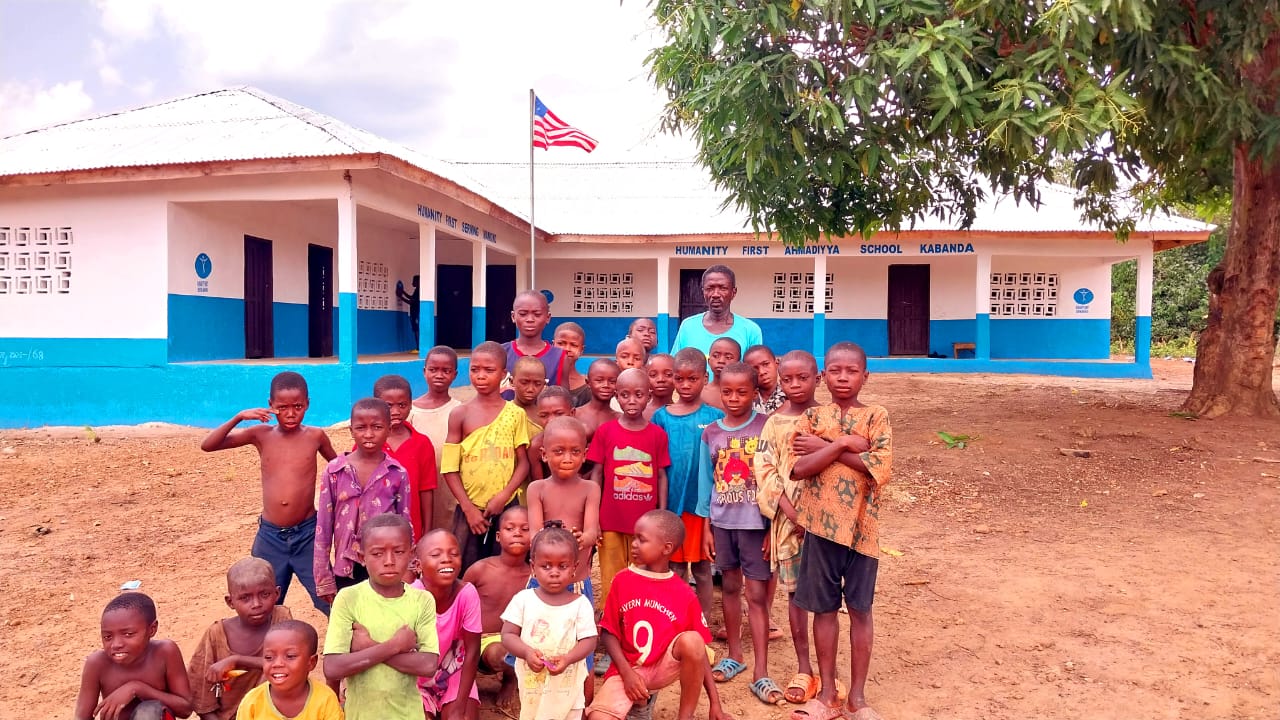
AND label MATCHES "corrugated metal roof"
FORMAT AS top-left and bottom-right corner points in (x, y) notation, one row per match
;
(0, 87), (1212, 238)
(456, 160), (1213, 237)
